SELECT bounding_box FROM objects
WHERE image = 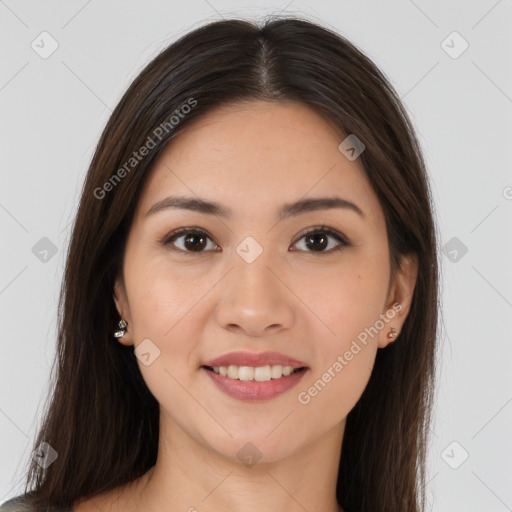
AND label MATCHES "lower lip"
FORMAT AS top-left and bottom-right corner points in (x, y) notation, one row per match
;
(202, 367), (308, 402)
